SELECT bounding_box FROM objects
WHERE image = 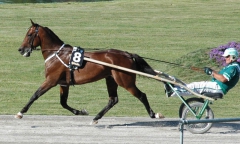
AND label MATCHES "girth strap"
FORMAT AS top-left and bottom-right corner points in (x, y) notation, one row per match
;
(70, 69), (75, 86)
